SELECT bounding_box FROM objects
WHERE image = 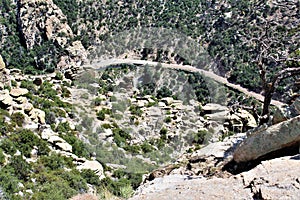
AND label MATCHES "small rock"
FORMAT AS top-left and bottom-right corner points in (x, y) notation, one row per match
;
(161, 97), (174, 106)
